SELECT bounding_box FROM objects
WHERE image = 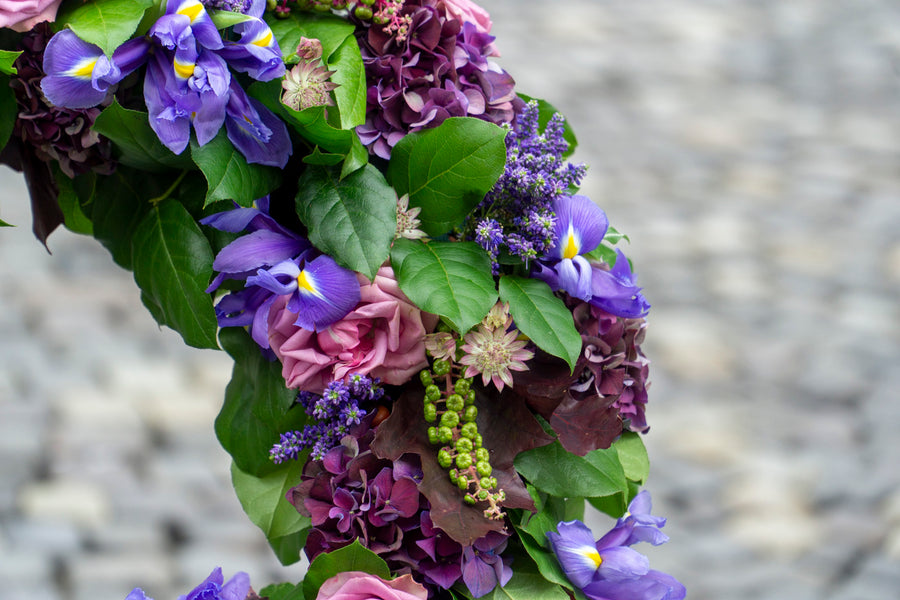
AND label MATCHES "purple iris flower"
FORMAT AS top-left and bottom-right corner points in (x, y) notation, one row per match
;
(547, 492), (685, 600)
(534, 194), (649, 319)
(39, 30), (147, 109)
(216, 16), (285, 81)
(224, 79), (292, 167)
(124, 567), (250, 600)
(151, 0), (224, 51)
